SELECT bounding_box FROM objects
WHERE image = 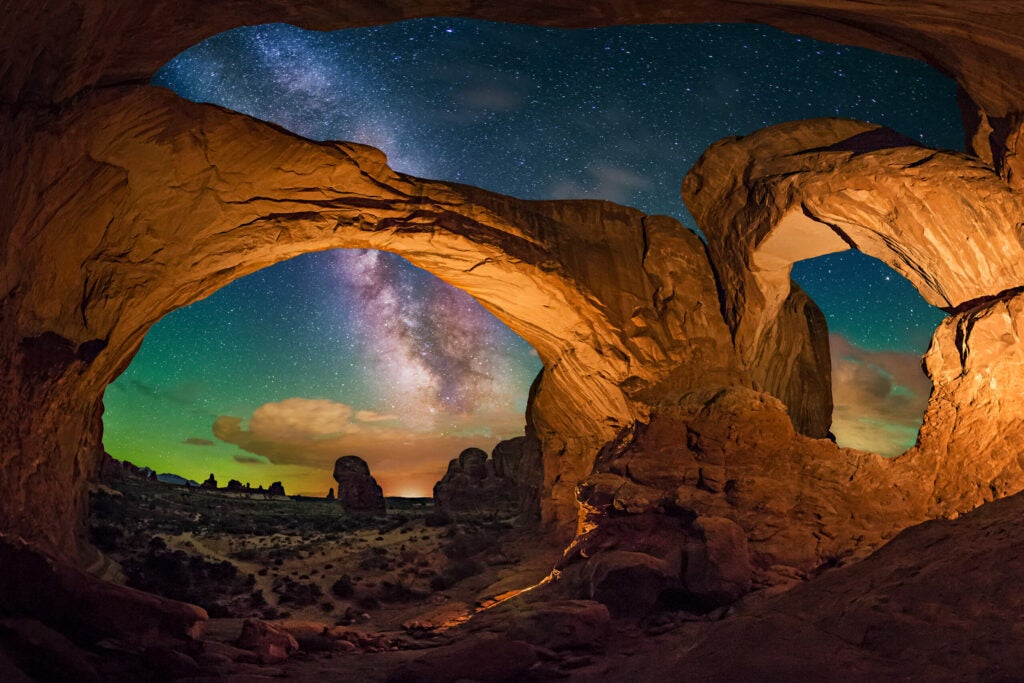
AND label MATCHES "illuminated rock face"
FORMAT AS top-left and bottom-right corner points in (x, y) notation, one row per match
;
(0, 87), (752, 558)
(683, 118), (1024, 524)
(3, 1), (1024, 582)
